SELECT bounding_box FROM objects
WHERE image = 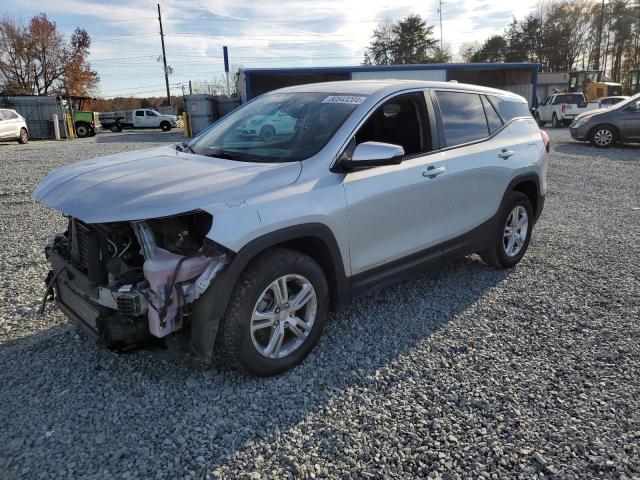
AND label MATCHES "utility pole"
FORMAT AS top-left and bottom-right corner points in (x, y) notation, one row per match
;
(594, 0), (605, 74)
(438, 0), (443, 50)
(157, 3), (171, 105)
